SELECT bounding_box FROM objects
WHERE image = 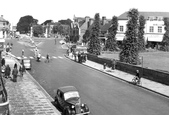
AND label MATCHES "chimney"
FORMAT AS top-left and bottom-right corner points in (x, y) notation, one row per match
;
(1, 15), (3, 18)
(85, 16), (90, 23)
(89, 19), (94, 26)
(102, 16), (106, 25)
